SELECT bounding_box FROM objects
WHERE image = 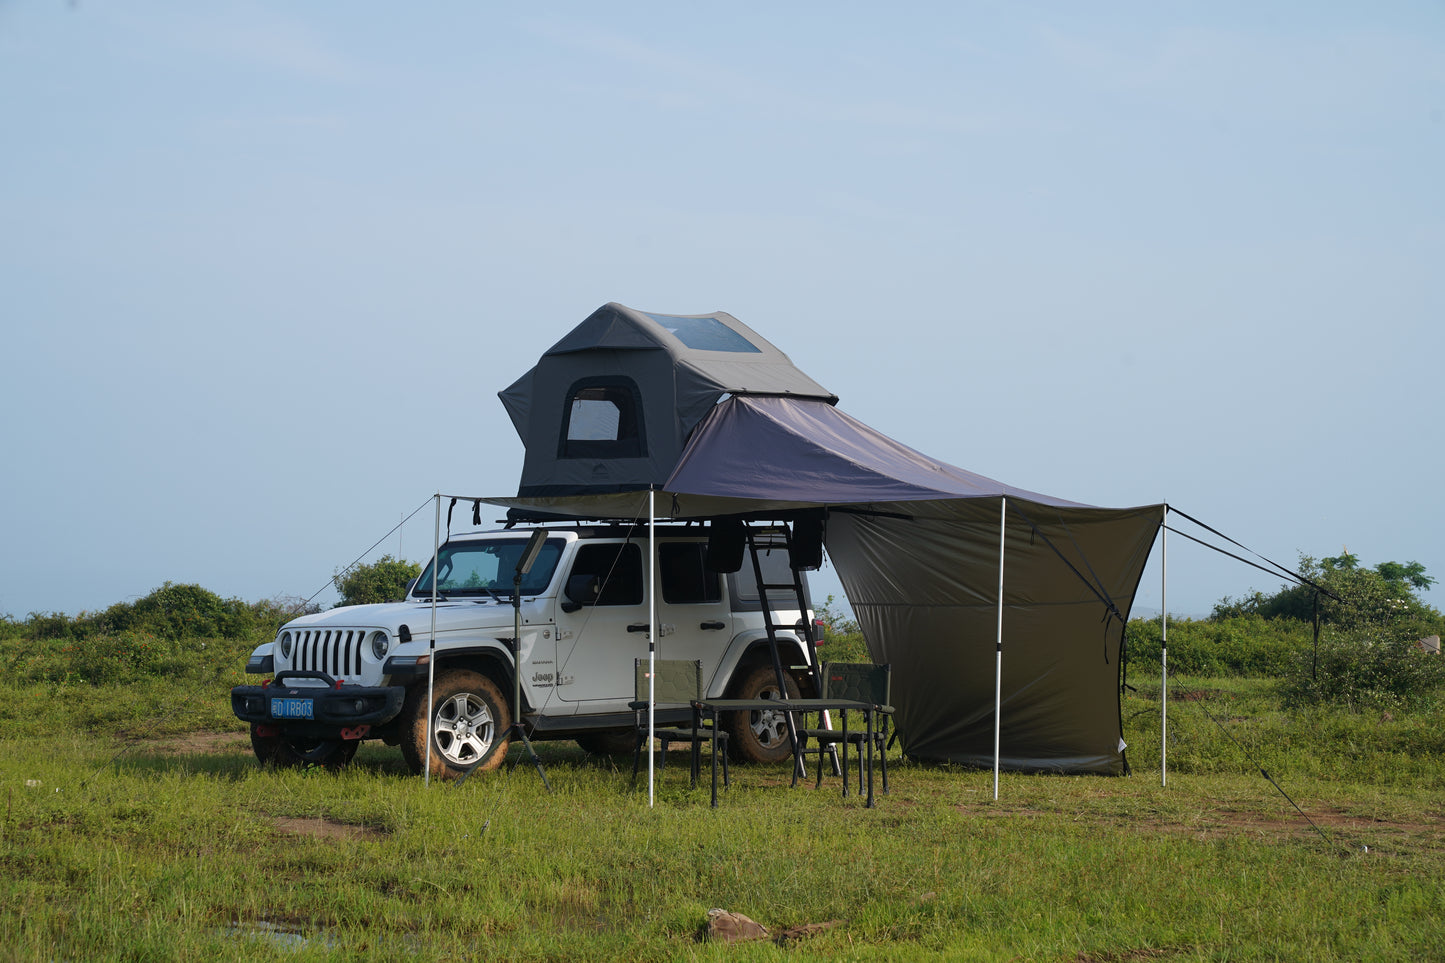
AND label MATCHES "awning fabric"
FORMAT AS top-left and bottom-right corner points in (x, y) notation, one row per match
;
(489, 393), (1162, 774)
